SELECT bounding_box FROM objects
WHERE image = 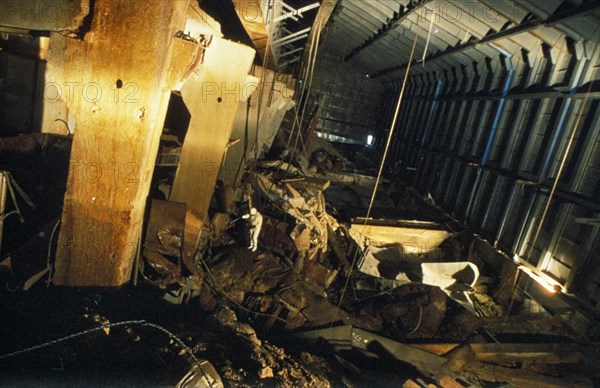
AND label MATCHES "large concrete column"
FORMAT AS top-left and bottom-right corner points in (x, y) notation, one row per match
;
(52, 0), (190, 286)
